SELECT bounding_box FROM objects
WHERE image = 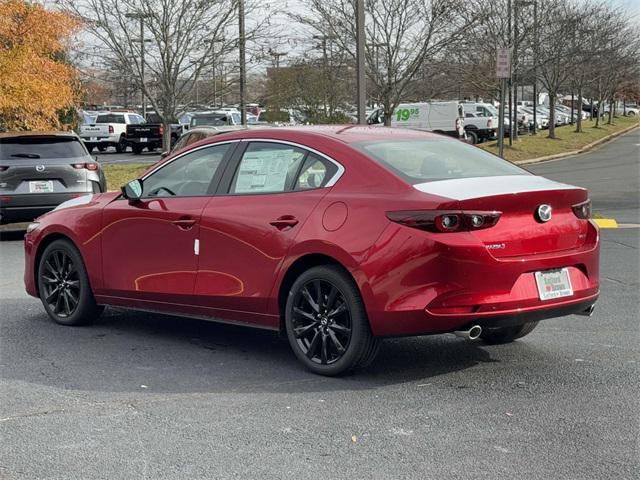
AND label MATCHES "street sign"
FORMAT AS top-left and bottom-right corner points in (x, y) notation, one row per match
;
(496, 48), (511, 78)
